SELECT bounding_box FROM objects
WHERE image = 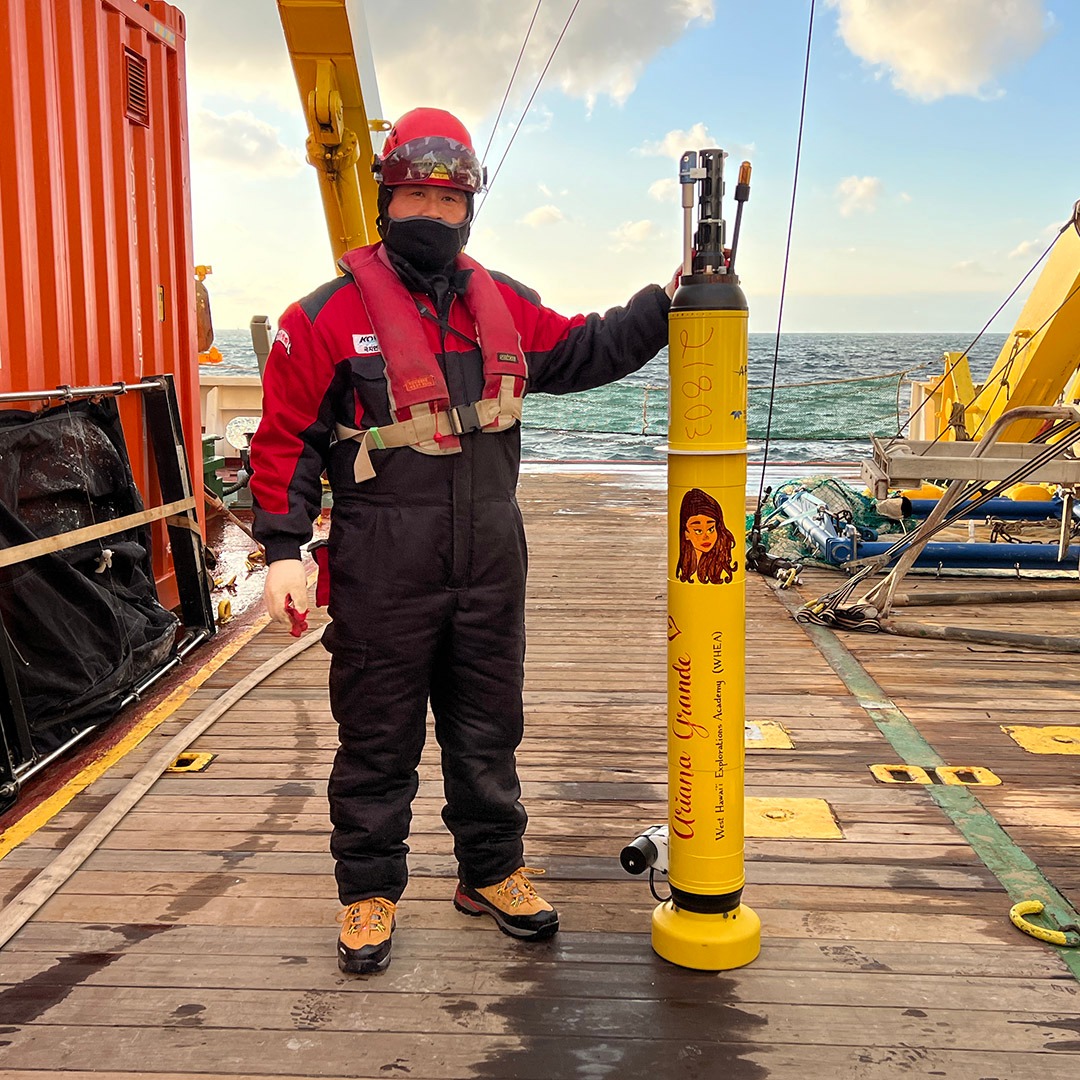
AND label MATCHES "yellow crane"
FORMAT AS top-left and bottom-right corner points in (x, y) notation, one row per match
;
(276, 0), (389, 262)
(910, 206), (1080, 444)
